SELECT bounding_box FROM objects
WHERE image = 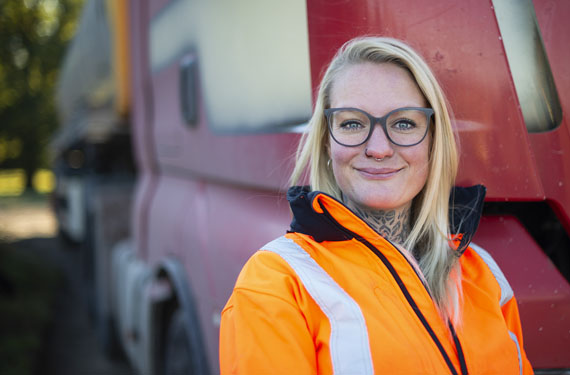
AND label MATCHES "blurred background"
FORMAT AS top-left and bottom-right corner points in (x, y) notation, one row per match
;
(0, 0), (80, 197)
(0, 1), (130, 374)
